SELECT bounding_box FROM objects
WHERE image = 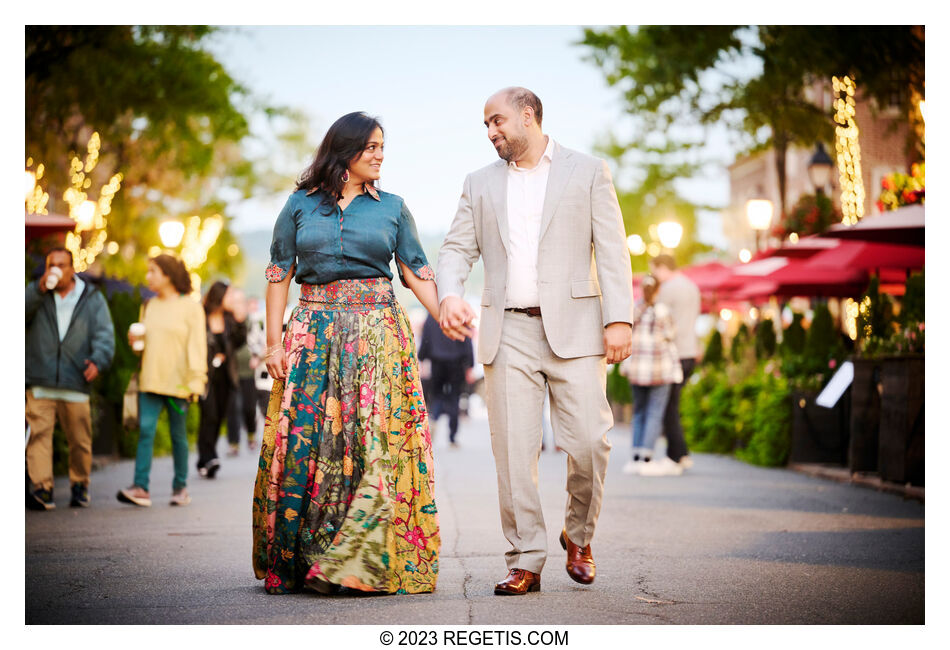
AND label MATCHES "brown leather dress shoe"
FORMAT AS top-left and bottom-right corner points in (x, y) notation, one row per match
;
(560, 530), (596, 584)
(494, 568), (541, 595)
